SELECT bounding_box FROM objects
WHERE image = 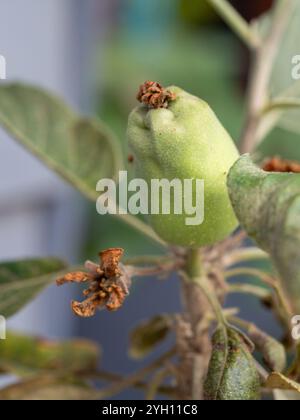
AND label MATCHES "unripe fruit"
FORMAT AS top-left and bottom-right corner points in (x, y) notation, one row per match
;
(127, 83), (239, 247)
